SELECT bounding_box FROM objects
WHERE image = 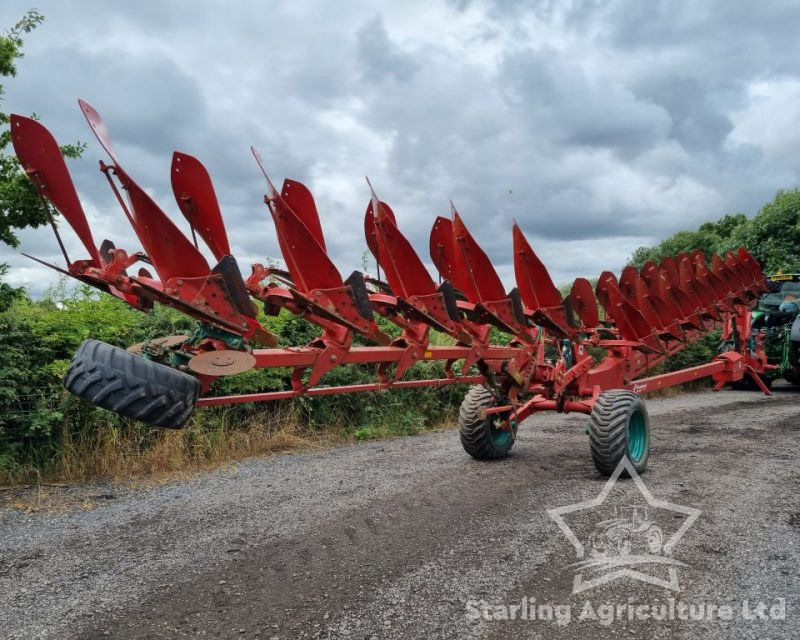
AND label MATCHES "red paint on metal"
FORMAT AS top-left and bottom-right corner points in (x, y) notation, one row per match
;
(659, 256), (704, 328)
(512, 223), (562, 309)
(171, 152), (232, 260)
(570, 278), (599, 328)
(252, 148), (341, 292)
(11, 102), (776, 424)
(625, 359), (726, 393)
(282, 179), (326, 252)
(10, 115), (102, 265)
(678, 252), (721, 320)
(366, 185), (437, 298)
(738, 247), (766, 290)
(450, 206), (506, 303)
(640, 261), (684, 324)
(195, 375), (486, 407)
(429, 216), (462, 290)
(364, 197), (397, 262)
(691, 250), (731, 307)
(79, 100), (210, 281)
(596, 272), (662, 351)
(619, 265), (667, 334)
